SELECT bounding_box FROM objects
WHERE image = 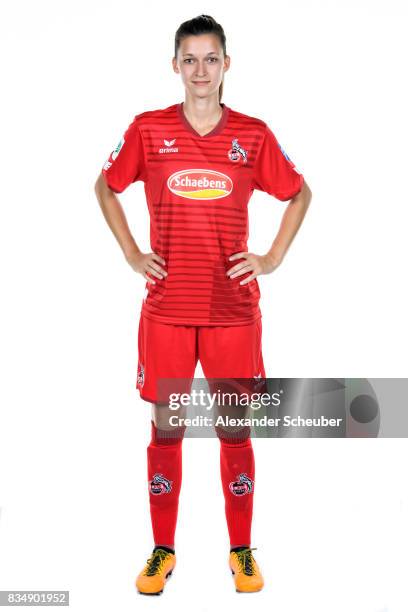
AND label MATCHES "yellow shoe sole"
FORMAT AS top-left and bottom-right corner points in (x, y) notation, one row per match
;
(230, 568), (264, 593)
